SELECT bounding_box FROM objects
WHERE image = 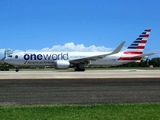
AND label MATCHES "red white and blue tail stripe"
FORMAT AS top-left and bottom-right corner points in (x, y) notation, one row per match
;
(123, 29), (151, 54)
(118, 29), (151, 61)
